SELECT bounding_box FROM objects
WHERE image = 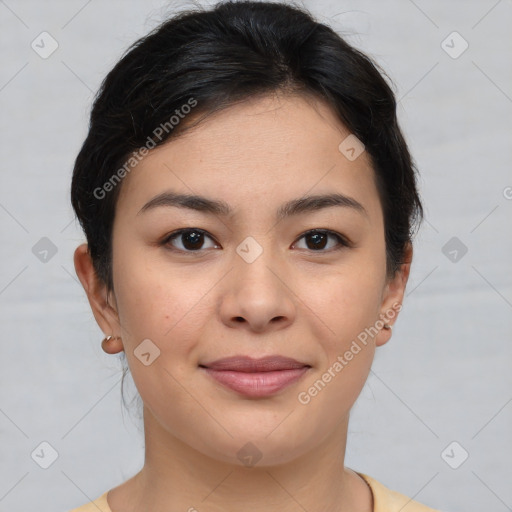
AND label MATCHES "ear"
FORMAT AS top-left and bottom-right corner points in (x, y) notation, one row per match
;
(73, 243), (124, 354)
(374, 243), (412, 347)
